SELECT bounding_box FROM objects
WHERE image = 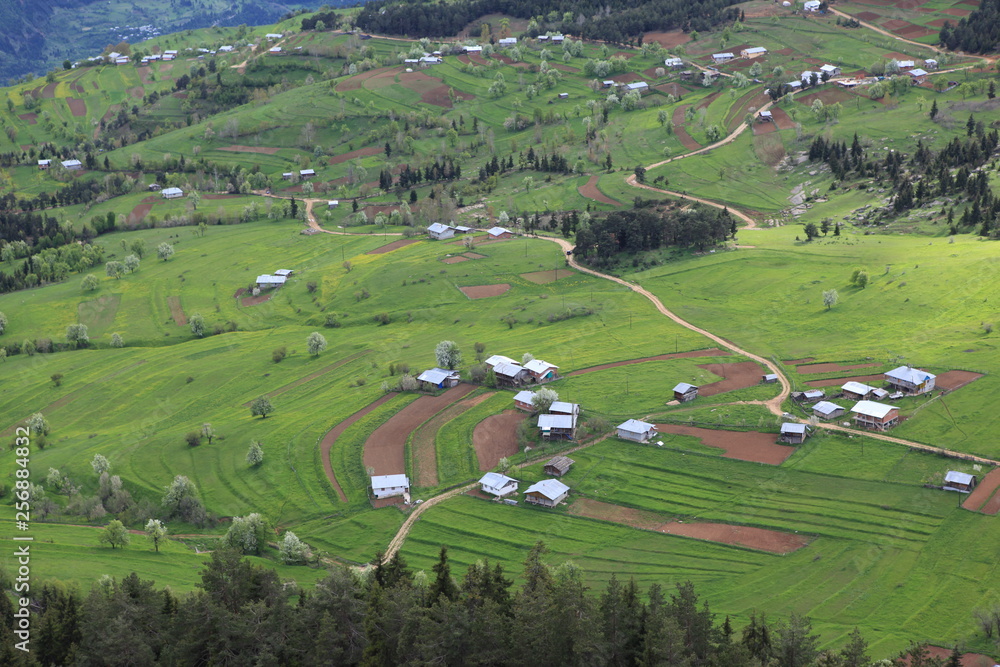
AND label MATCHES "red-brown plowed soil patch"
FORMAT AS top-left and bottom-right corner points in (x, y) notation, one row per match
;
(520, 269), (575, 284)
(796, 361), (880, 374)
(412, 391), (494, 486)
(474, 409), (526, 471)
(66, 98), (87, 117)
(654, 424), (796, 465)
(456, 54), (473, 65)
(610, 72), (643, 83)
(569, 499), (810, 553)
(492, 55), (528, 68)
(696, 361), (764, 396)
(653, 82), (686, 98)
(337, 66), (395, 91)
(797, 88), (854, 106)
(896, 24), (936, 37)
(364, 384), (477, 476)
(935, 370), (983, 391)
(753, 120), (778, 136)
(856, 11), (882, 20)
(882, 18), (910, 29)
(785, 357), (815, 365)
(467, 53), (489, 66)
(18, 113), (38, 124)
(37, 82), (57, 99)
(441, 254), (471, 264)
(320, 393), (396, 502)
(203, 194), (240, 200)
(901, 646), (997, 667)
(219, 145), (281, 154)
(366, 239), (420, 254)
(167, 296), (186, 326)
(805, 373), (885, 388)
(233, 288), (247, 298)
(643, 30), (691, 49)
(92, 81), (99, 89)
(927, 18), (953, 27)
(962, 468), (1000, 514)
(464, 252), (485, 259)
(128, 203), (154, 226)
(172, 92), (189, 99)
(578, 174), (620, 205)
(243, 350), (370, 407)
(241, 292), (274, 306)
(568, 349), (730, 376)
(672, 105), (701, 150)
(770, 107), (796, 130)
(330, 145), (382, 165)
(941, 7), (972, 15)
(882, 51), (917, 61)
(422, 83), (474, 107)
(696, 90), (723, 110)
(459, 284), (510, 299)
